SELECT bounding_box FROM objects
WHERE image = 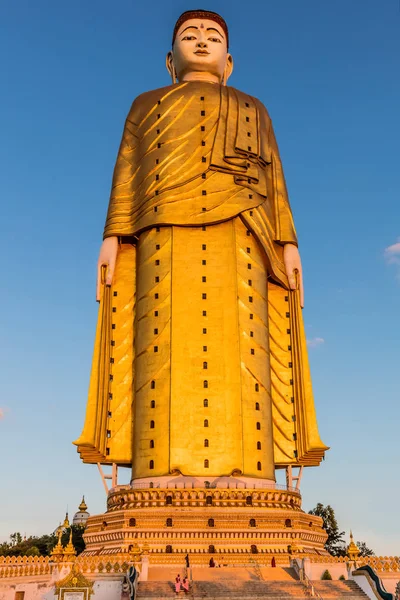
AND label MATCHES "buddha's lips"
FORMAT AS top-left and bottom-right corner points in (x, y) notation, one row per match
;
(194, 50), (210, 55)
